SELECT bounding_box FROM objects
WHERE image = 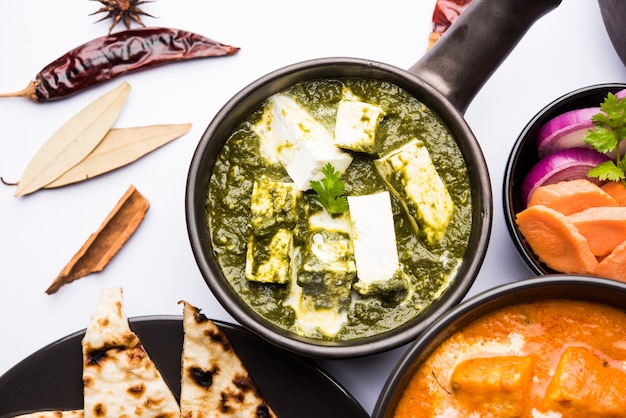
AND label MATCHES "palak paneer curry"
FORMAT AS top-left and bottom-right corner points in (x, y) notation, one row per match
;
(205, 78), (472, 341)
